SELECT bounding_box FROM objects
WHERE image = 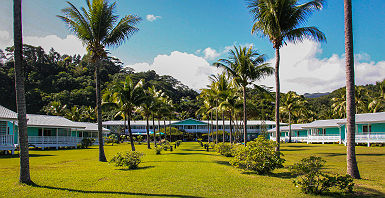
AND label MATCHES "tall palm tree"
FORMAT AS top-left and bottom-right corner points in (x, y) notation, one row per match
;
(214, 45), (273, 146)
(248, 0), (326, 151)
(102, 76), (146, 151)
(58, 0), (141, 161)
(13, 0), (32, 184)
(344, 0), (360, 179)
(279, 91), (301, 143)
